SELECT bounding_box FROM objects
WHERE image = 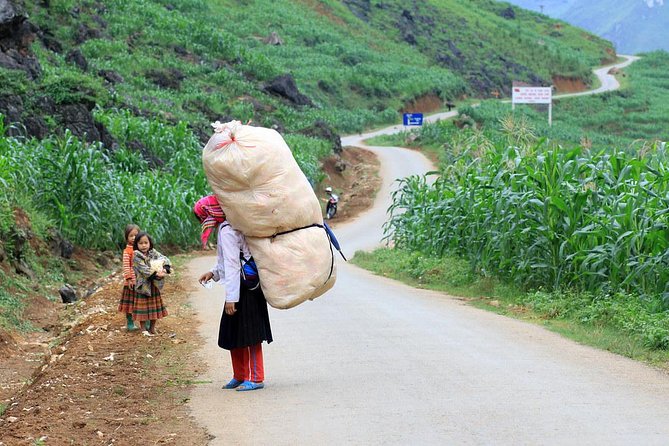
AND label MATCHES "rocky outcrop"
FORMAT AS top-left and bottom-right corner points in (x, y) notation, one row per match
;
(66, 48), (88, 71)
(264, 74), (313, 107)
(146, 68), (185, 90)
(263, 32), (283, 45)
(342, 0), (371, 22)
(0, 0), (41, 79)
(59, 284), (77, 303)
(58, 103), (101, 143)
(499, 6), (516, 20)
